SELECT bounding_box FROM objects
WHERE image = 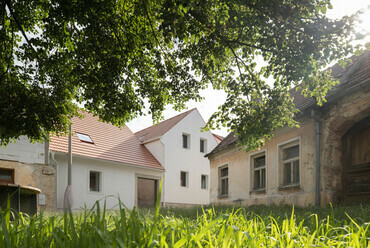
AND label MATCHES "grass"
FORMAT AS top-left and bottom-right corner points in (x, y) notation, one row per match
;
(1, 198), (370, 247)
